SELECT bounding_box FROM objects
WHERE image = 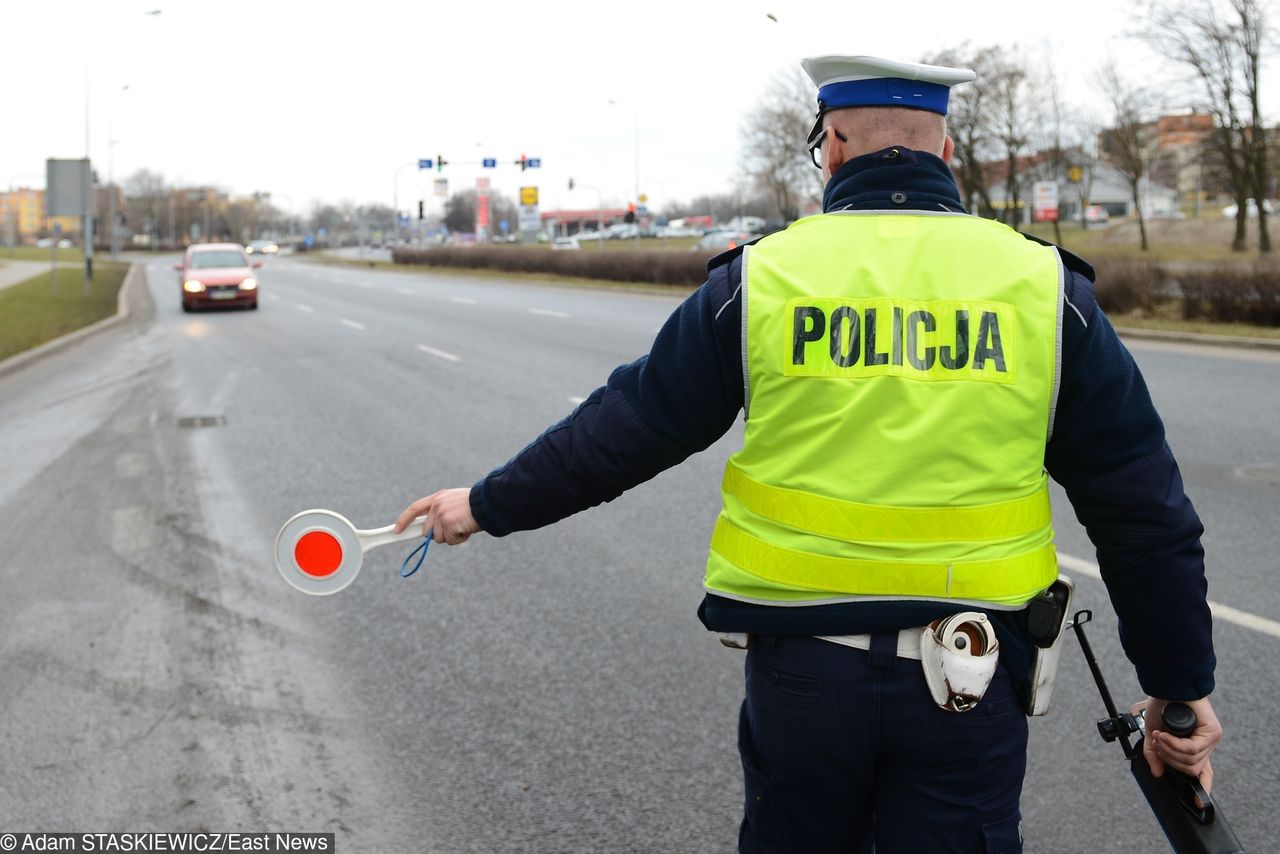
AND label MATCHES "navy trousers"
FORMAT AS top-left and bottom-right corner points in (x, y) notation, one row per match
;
(738, 634), (1027, 853)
